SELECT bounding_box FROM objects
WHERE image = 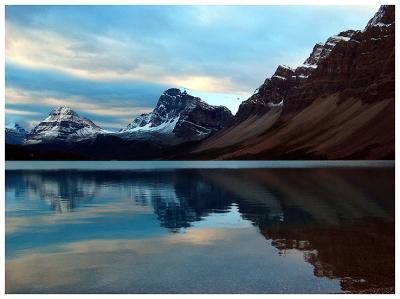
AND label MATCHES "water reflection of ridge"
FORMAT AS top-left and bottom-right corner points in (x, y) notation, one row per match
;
(198, 168), (395, 293)
(263, 218), (394, 293)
